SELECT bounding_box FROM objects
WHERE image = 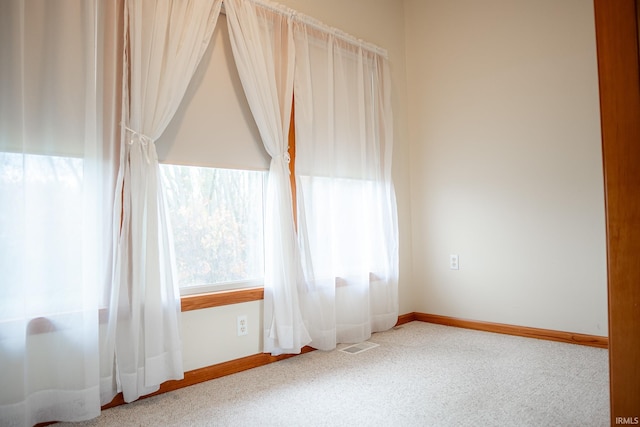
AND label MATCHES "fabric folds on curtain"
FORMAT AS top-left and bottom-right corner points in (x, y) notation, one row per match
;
(0, 0), (115, 425)
(98, 0), (125, 406)
(293, 21), (399, 350)
(109, 0), (222, 403)
(224, 0), (311, 355)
